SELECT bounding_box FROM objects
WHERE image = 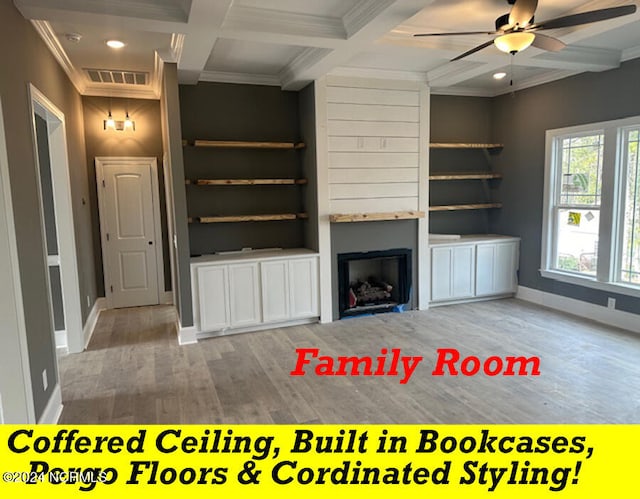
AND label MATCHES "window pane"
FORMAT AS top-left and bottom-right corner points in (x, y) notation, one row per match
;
(620, 129), (640, 284)
(559, 133), (604, 206)
(555, 208), (599, 275)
